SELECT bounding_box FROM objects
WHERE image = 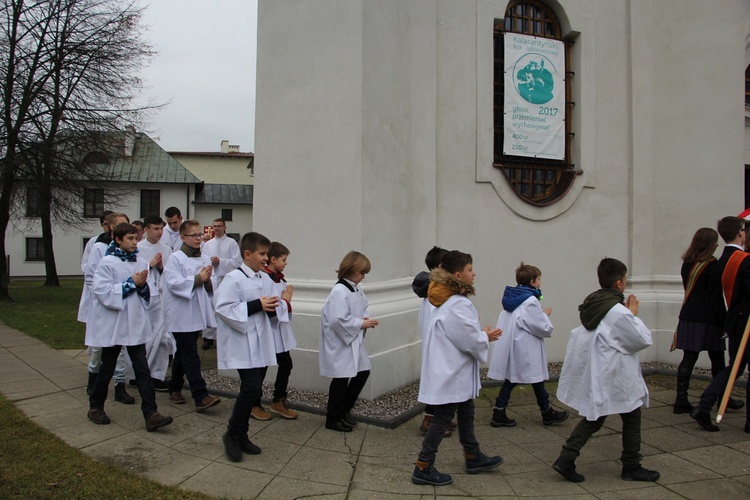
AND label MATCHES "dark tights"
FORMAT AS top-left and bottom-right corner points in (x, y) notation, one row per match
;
(678, 349), (725, 378)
